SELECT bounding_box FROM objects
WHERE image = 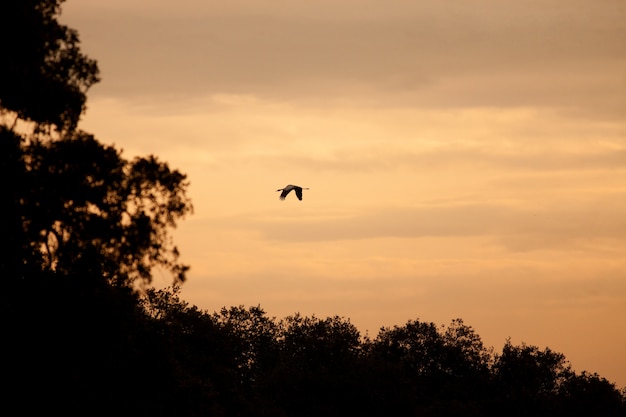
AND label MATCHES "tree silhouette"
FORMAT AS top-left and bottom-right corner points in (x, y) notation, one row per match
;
(0, 0), (99, 132)
(1, 129), (192, 287)
(559, 371), (625, 416)
(1, 2), (192, 287)
(1, 3), (193, 413)
(492, 339), (573, 416)
(257, 314), (363, 417)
